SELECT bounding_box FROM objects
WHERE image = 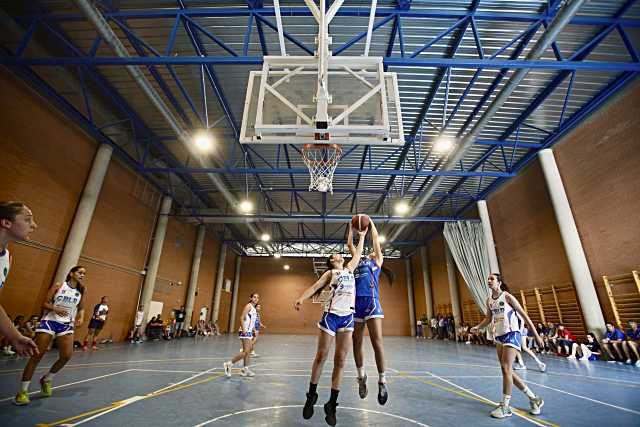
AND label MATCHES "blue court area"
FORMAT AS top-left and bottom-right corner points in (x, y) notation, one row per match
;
(1, 336), (639, 426)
